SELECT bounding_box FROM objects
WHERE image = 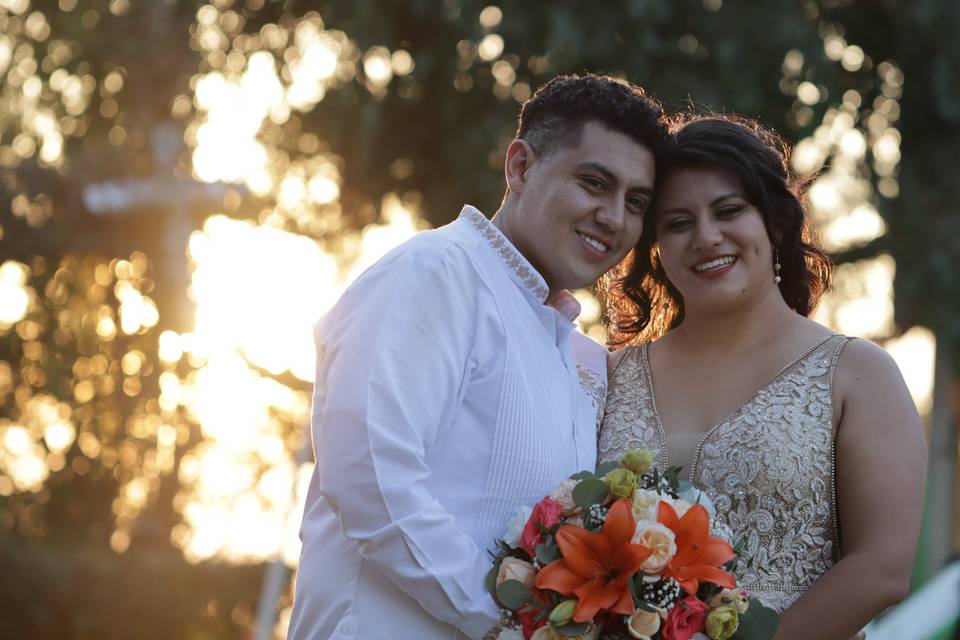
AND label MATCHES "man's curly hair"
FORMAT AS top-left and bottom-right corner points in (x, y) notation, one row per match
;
(515, 74), (670, 164)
